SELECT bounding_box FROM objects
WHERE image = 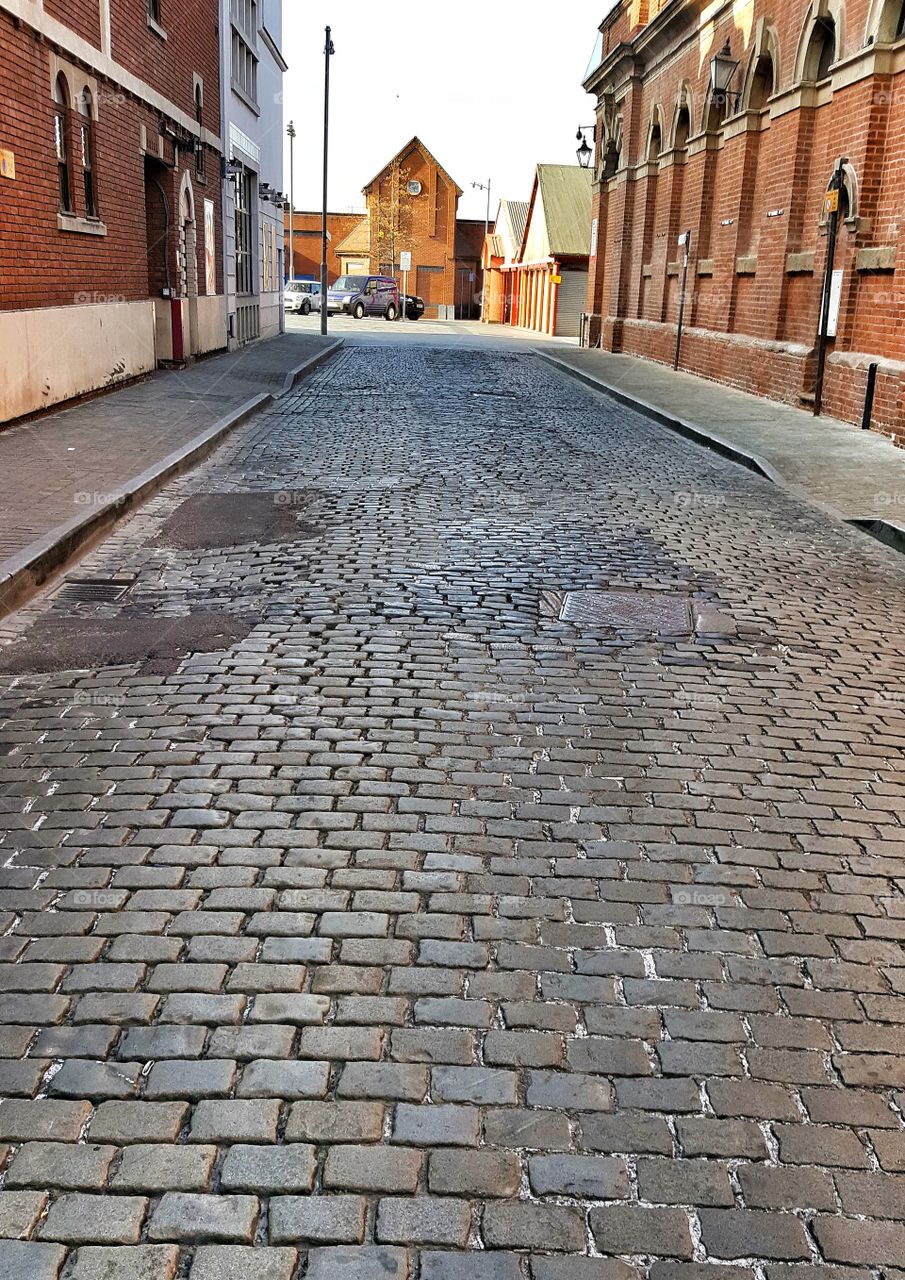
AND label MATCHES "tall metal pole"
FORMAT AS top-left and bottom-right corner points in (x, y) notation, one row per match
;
(484, 179), (491, 240)
(814, 155), (846, 418)
(673, 229), (691, 371)
(286, 121), (295, 284)
(320, 27), (334, 336)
